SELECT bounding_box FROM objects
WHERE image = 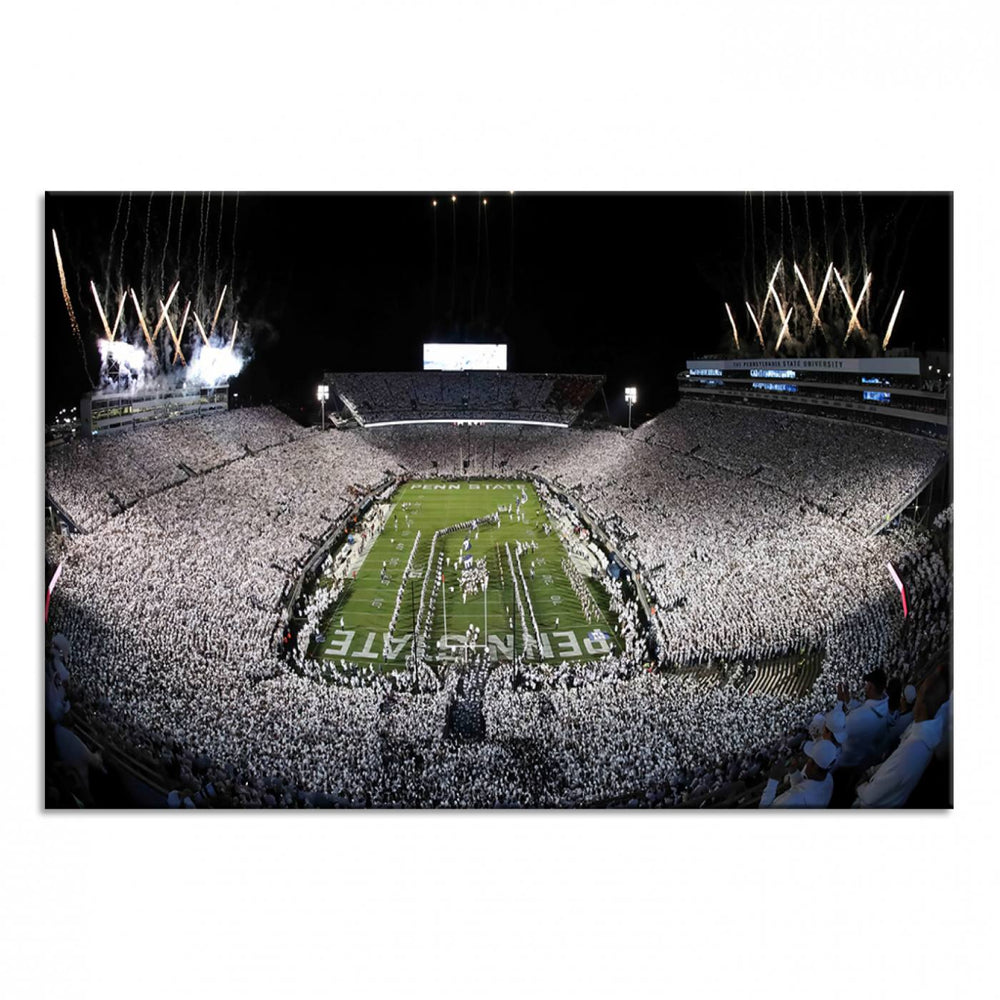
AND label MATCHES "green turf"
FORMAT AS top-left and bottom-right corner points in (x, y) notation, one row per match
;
(310, 479), (623, 671)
